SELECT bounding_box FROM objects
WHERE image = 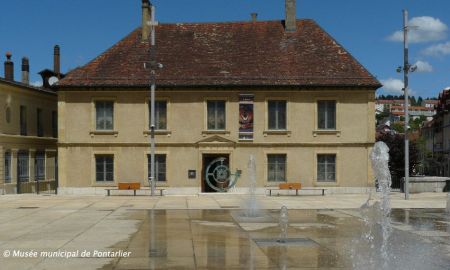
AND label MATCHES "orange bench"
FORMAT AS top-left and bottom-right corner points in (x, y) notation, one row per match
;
(105, 182), (165, 196)
(106, 182), (141, 196)
(267, 182), (325, 196)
